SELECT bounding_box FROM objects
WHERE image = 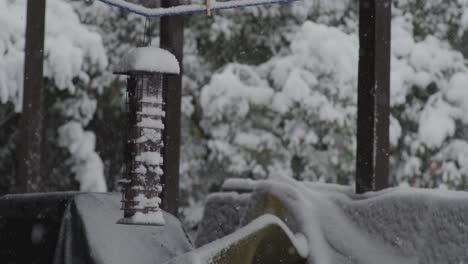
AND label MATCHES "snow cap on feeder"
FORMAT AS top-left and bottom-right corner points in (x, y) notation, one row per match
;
(115, 47), (179, 226)
(114, 46), (180, 75)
